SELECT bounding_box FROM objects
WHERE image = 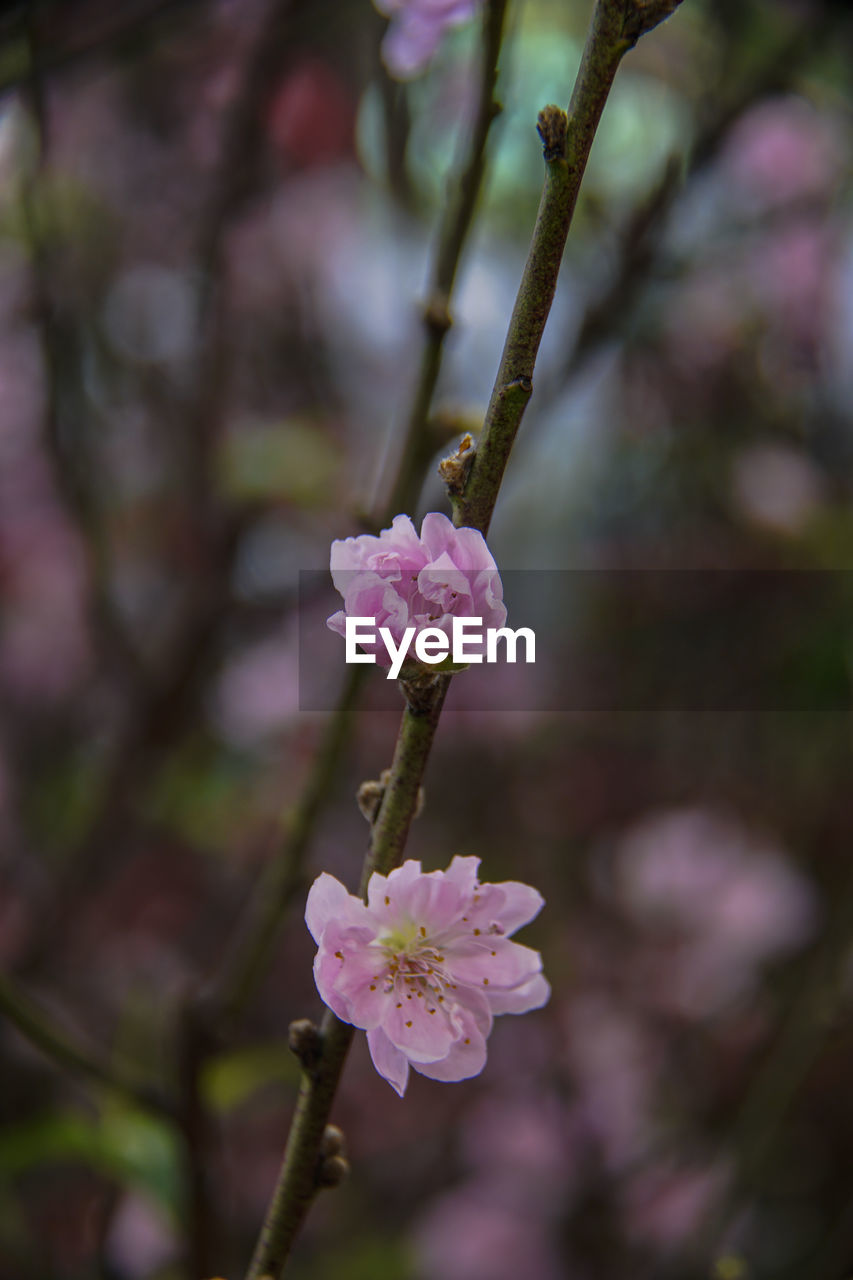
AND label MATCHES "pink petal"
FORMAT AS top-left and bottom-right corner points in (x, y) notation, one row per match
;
(330, 532), (376, 576)
(367, 1026), (410, 1096)
(383, 988), (457, 1063)
(384, 513), (422, 551)
(326, 609), (348, 638)
(444, 855), (481, 899)
(414, 998), (491, 1082)
(367, 860), (423, 919)
(305, 872), (365, 942)
(313, 951), (350, 1021)
(485, 972), (551, 1015)
(419, 512), (458, 558)
(315, 921), (390, 1030)
(471, 567), (507, 629)
(491, 881), (546, 934)
(447, 525), (500, 574)
(405, 873), (463, 931)
(448, 938), (544, 992)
